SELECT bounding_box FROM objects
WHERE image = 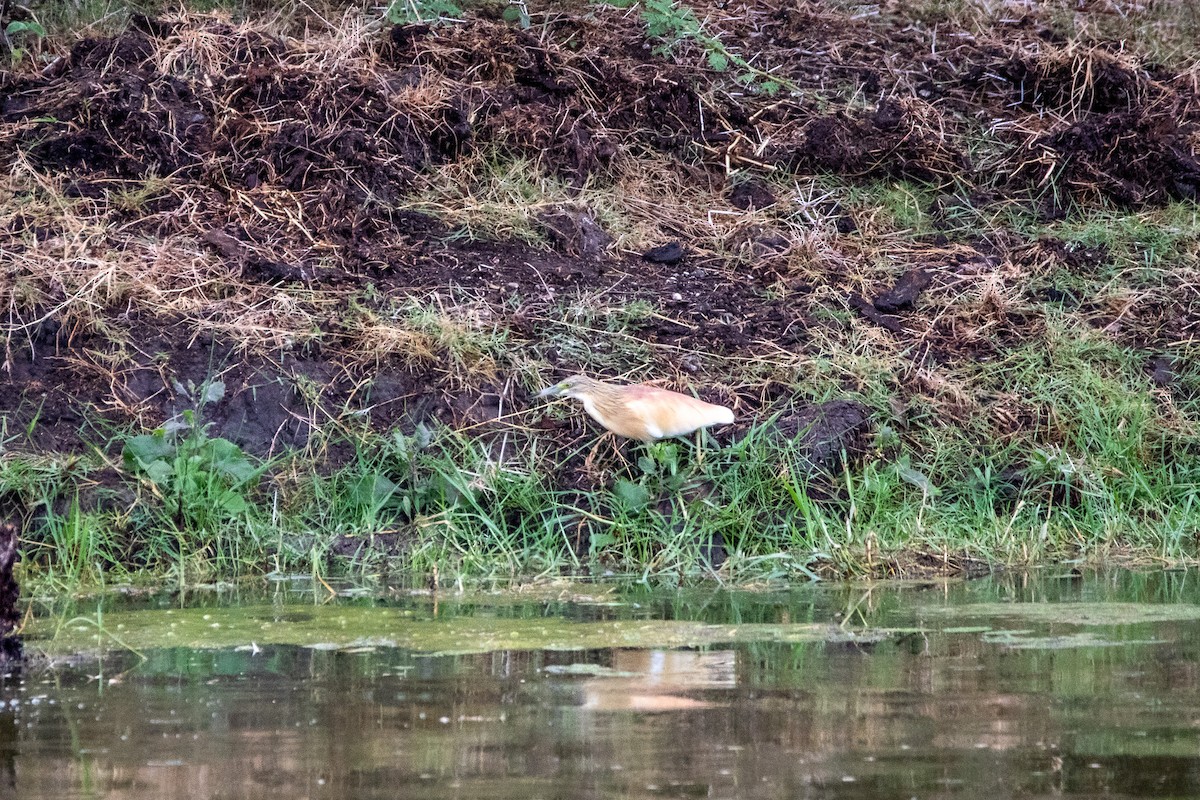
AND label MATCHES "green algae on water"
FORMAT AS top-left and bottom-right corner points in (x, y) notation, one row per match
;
(919, 602), (1200, 627)
(28, 604), (856, 656)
